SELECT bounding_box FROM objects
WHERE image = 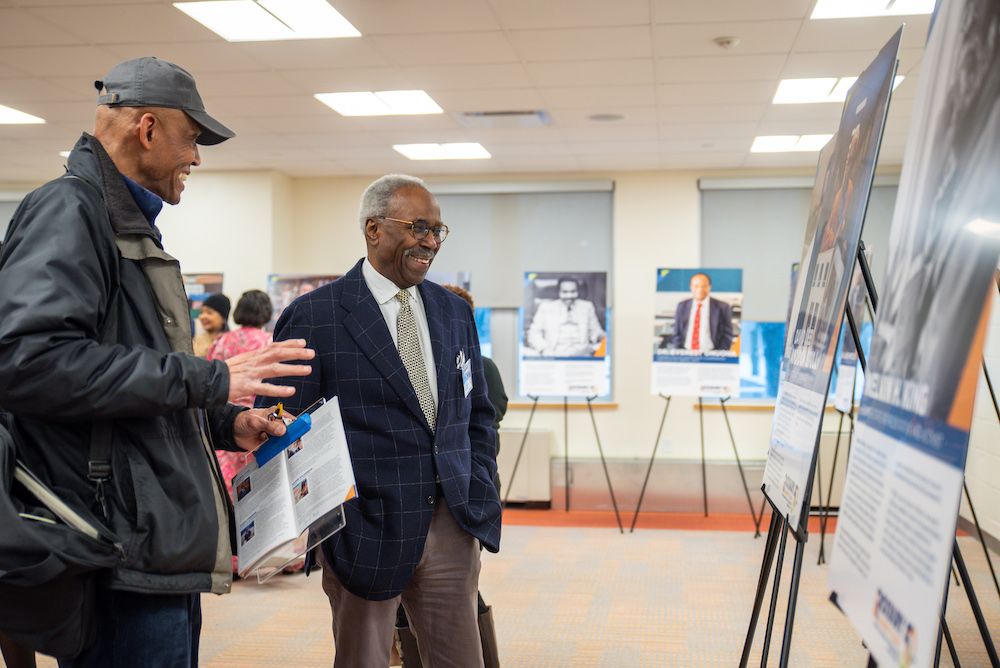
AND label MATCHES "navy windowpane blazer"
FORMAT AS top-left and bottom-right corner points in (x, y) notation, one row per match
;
(264, 259), (501, 600)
